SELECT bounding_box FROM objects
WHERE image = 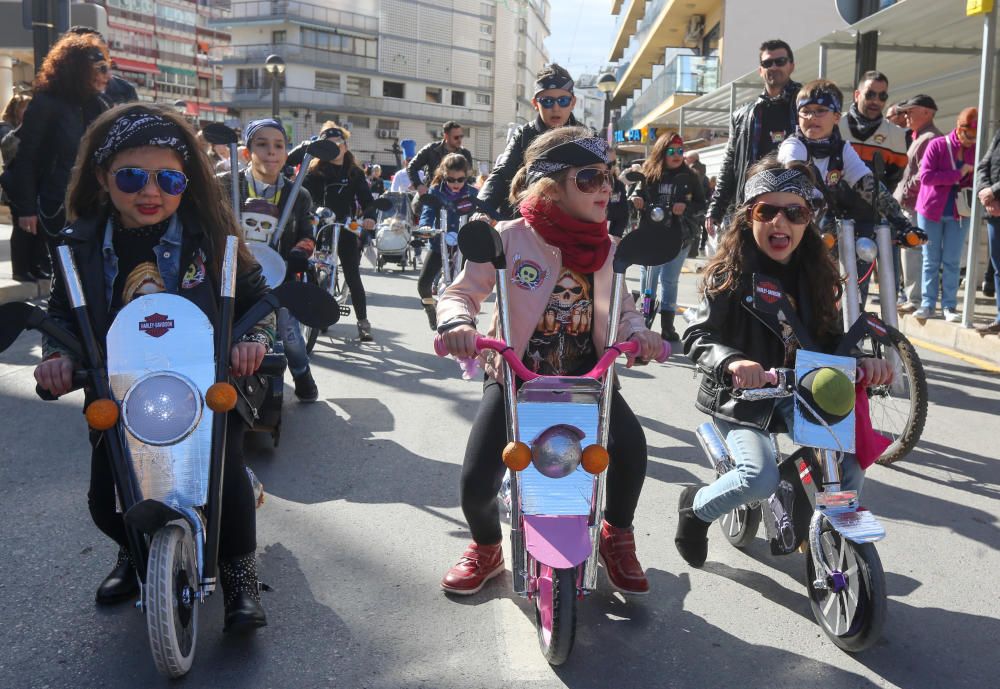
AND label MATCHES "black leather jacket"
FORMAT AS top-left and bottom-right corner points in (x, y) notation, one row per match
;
(683, 257), (842, 432)
(629, 164), (706, 245)
(976, 126), (1000, 195)
(219, 170), (314, 260)
(302, 162), (377, 223)
(608, 177), (629, 237)
(406, 140), (473, 191)
(477, 114), (580, 220)
(708, 82), (800, 223)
